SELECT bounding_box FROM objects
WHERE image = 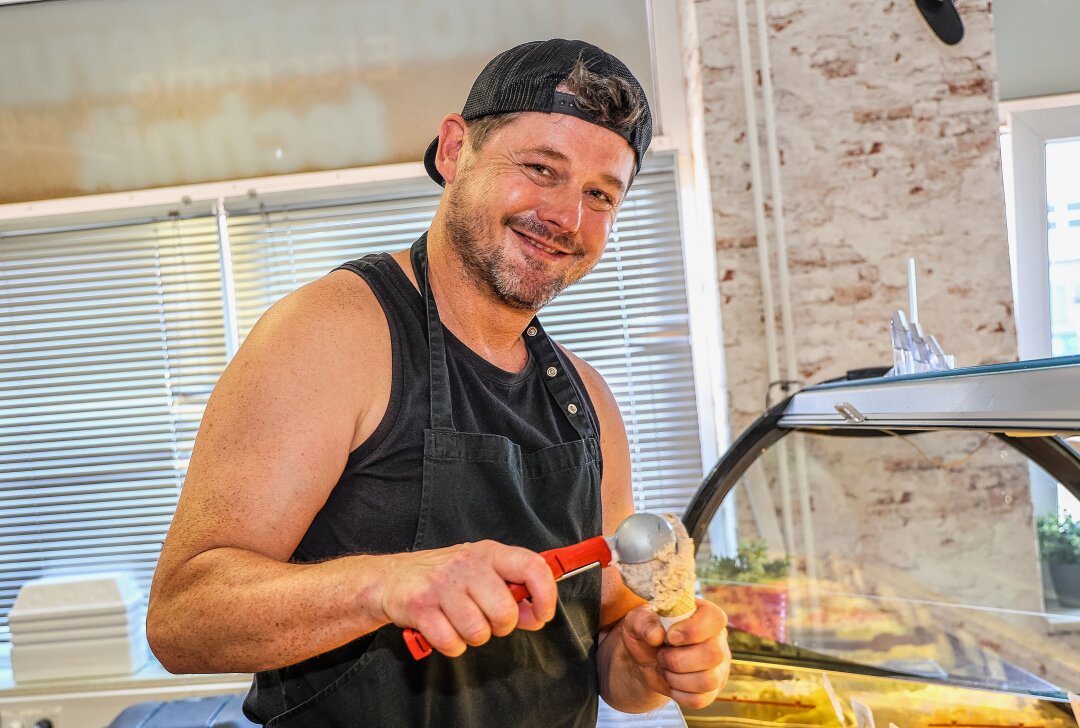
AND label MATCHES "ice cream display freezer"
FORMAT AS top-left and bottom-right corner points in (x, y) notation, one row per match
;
(680, 355), (1080, 725)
